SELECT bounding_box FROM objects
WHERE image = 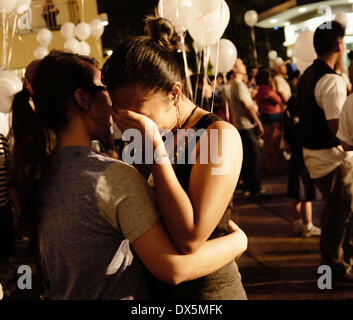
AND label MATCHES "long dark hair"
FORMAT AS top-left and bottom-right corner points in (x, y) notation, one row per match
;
(9, 50), (98, 235)
(102, 16), (185, 94)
